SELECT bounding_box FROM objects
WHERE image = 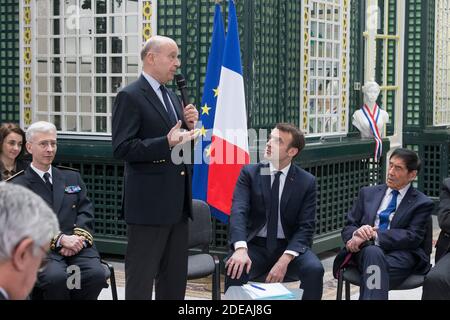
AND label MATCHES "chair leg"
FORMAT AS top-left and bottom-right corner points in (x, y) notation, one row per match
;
(345, 280), (350, 300)
(212, 256), (221, 300)
(108, 265), (118, 300)
(336, 271), (343, 300)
